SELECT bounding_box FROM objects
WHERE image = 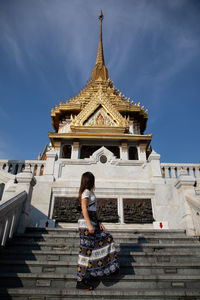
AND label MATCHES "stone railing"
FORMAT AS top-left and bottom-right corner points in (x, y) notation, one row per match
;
(185, 195), (200, 236)
(161, 163), (200, 179)
(0, 160), (46, 176)
(0, 191), (27, 247)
